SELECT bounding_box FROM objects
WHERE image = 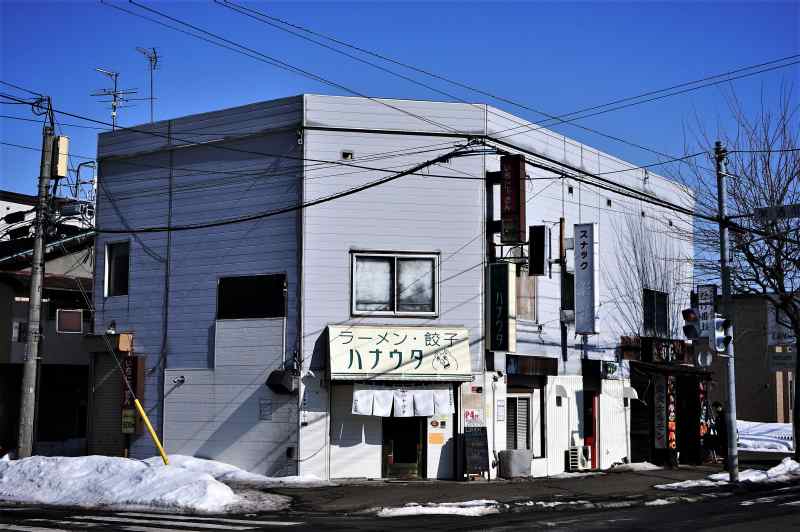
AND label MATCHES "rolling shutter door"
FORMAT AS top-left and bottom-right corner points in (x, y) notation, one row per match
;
(506, 397), (531, 450)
